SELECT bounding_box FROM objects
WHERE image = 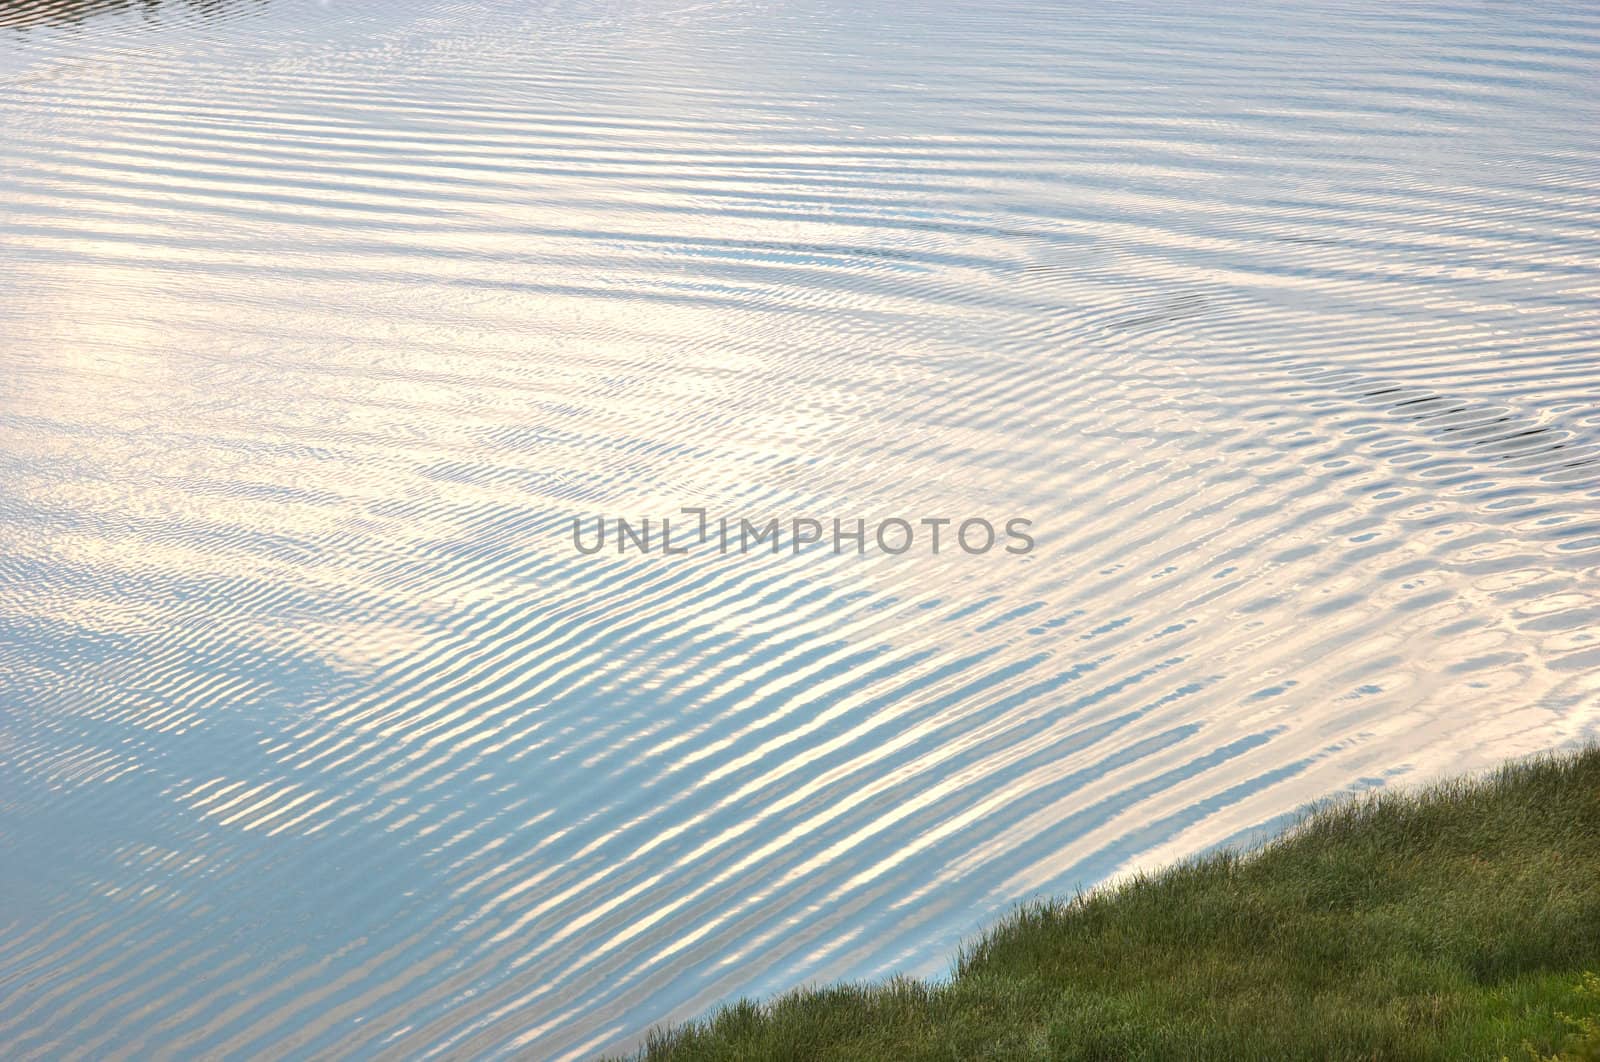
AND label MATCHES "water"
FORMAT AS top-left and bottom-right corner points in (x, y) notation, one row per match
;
(2, 0), (1598, 1056)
